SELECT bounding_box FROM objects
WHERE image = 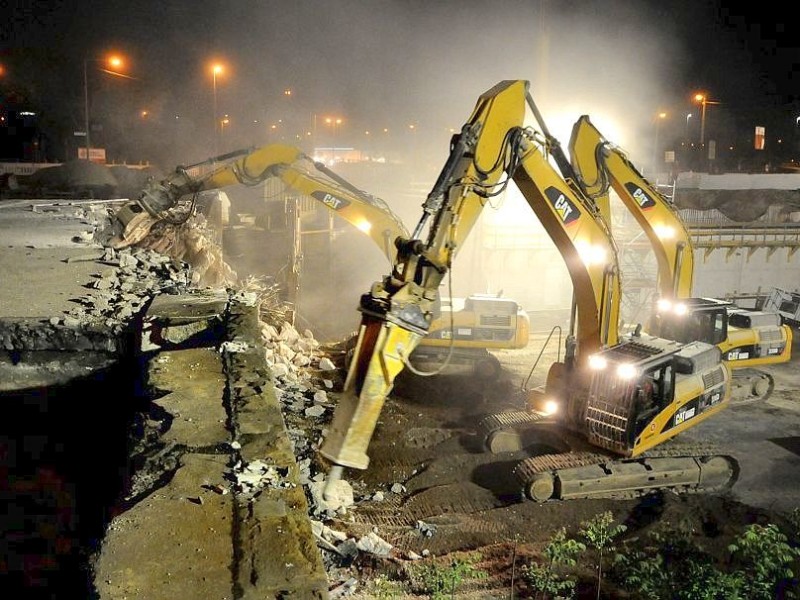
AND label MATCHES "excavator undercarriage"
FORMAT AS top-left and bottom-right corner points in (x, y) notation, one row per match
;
(478, 412), (738, 502)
